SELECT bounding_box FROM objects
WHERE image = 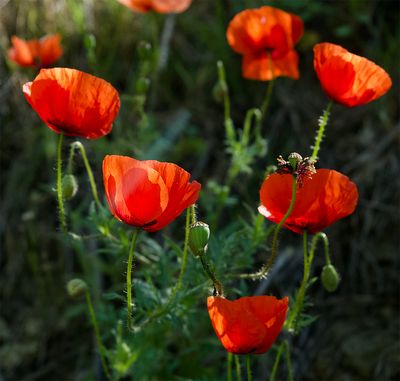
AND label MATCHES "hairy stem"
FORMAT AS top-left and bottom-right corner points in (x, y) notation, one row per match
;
(57, 133), (67, 233)
(310, 101), (333, 161)
(126, 228), (140, 331)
